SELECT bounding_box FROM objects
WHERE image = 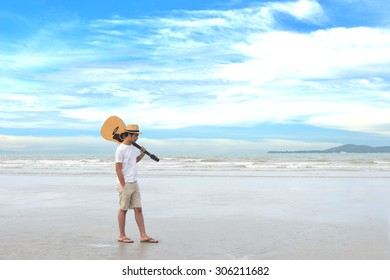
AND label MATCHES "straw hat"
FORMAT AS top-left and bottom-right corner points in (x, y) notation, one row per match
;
(125, 124), (142, 134)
